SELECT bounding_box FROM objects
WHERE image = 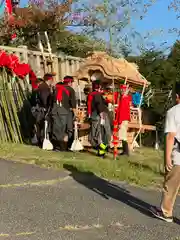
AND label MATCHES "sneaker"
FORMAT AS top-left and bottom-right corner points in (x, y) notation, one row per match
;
(150, 206), (173, 223)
